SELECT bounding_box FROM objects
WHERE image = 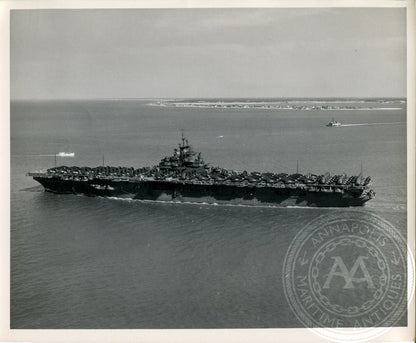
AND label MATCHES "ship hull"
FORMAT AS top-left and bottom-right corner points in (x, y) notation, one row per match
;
(33, 176), (371, 207)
